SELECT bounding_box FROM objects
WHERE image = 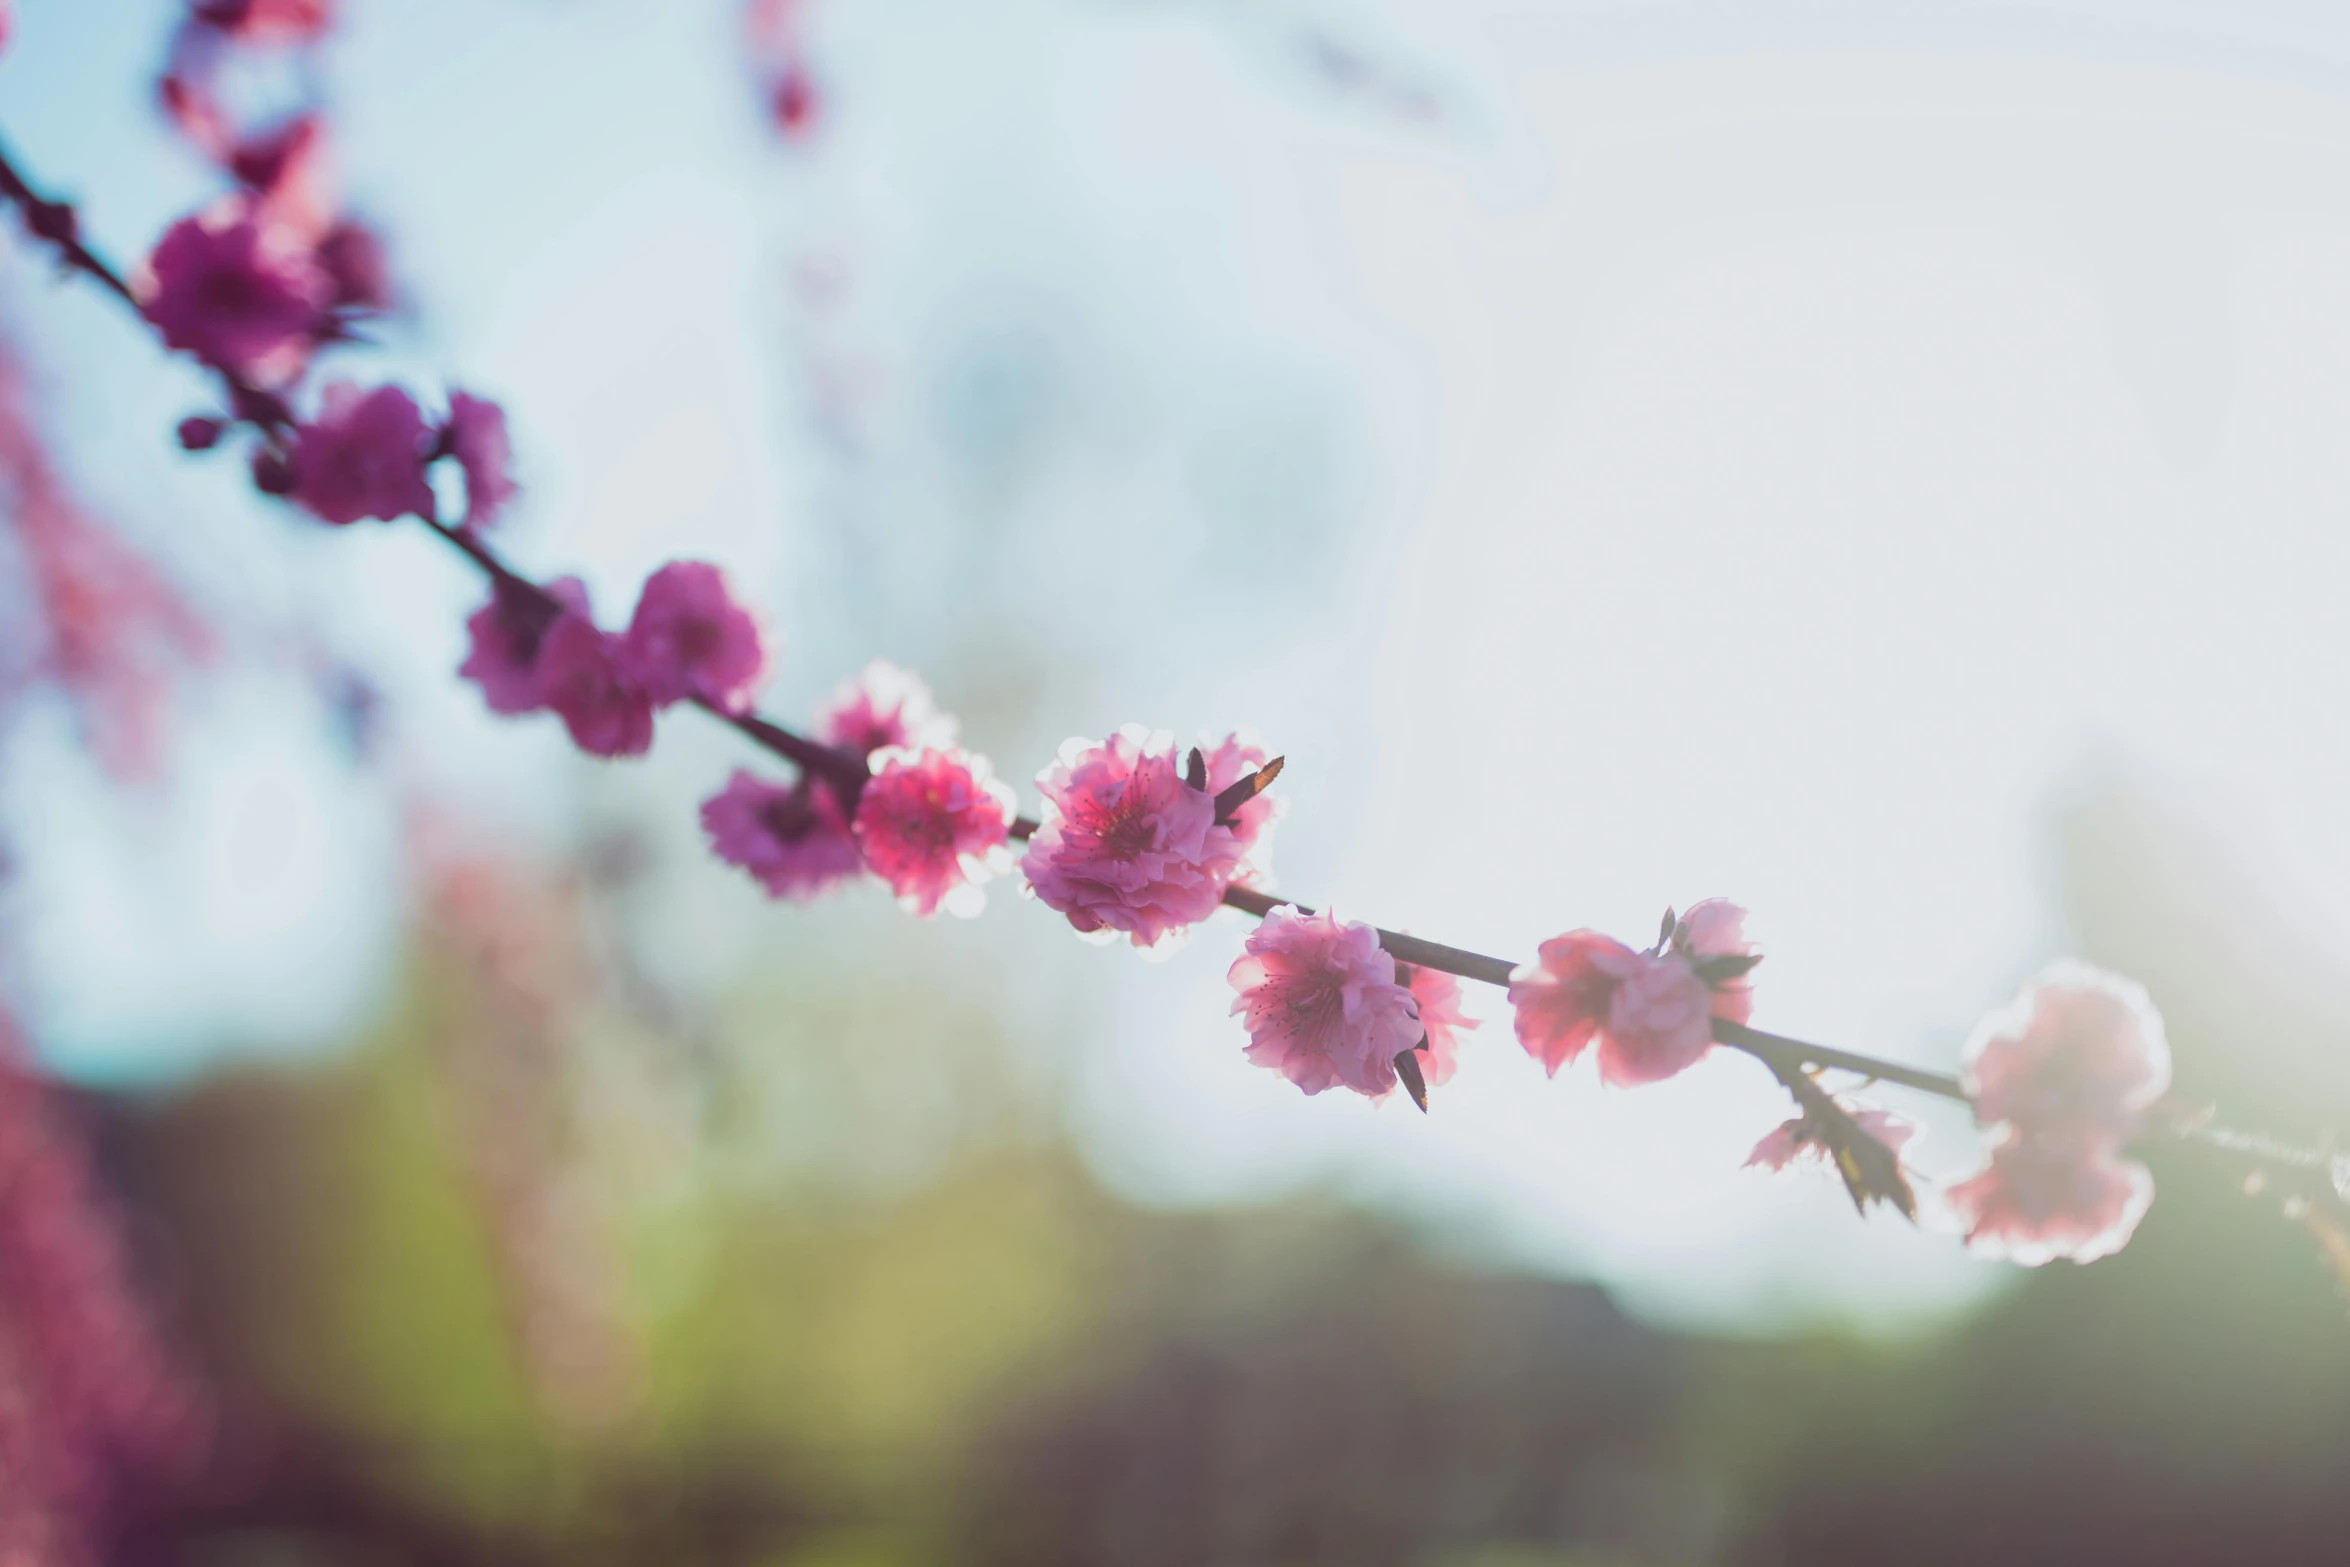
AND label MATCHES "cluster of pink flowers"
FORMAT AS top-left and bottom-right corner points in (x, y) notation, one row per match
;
(700, 702), (1288, 939)
(143, 1), (388, 389)
(697, 663), (1019, 914)
(1507, 901), (1757, 1087)
(461, 561), (768, 758)
(1945, 962), (2172, 1265)
(701, 659), (961, 903)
